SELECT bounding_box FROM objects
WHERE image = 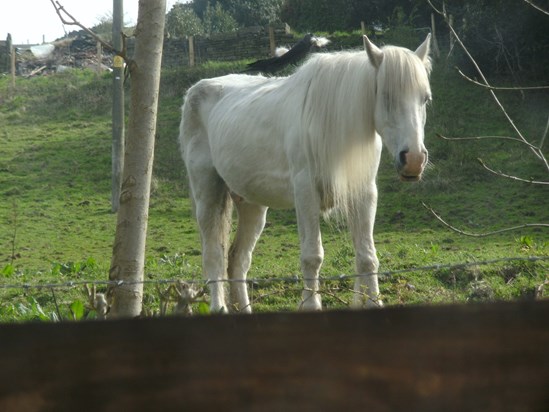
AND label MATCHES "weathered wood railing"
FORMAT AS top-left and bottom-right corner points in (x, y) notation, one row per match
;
(1, 300), (548, 411)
